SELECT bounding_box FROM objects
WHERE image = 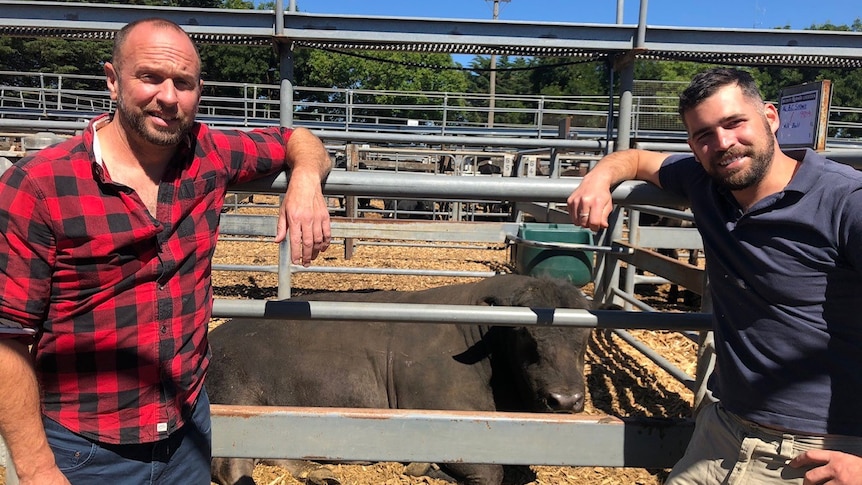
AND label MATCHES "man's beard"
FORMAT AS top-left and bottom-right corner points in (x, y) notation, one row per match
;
(116, 92), (193, 146)
(709, 122), (775, 191)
